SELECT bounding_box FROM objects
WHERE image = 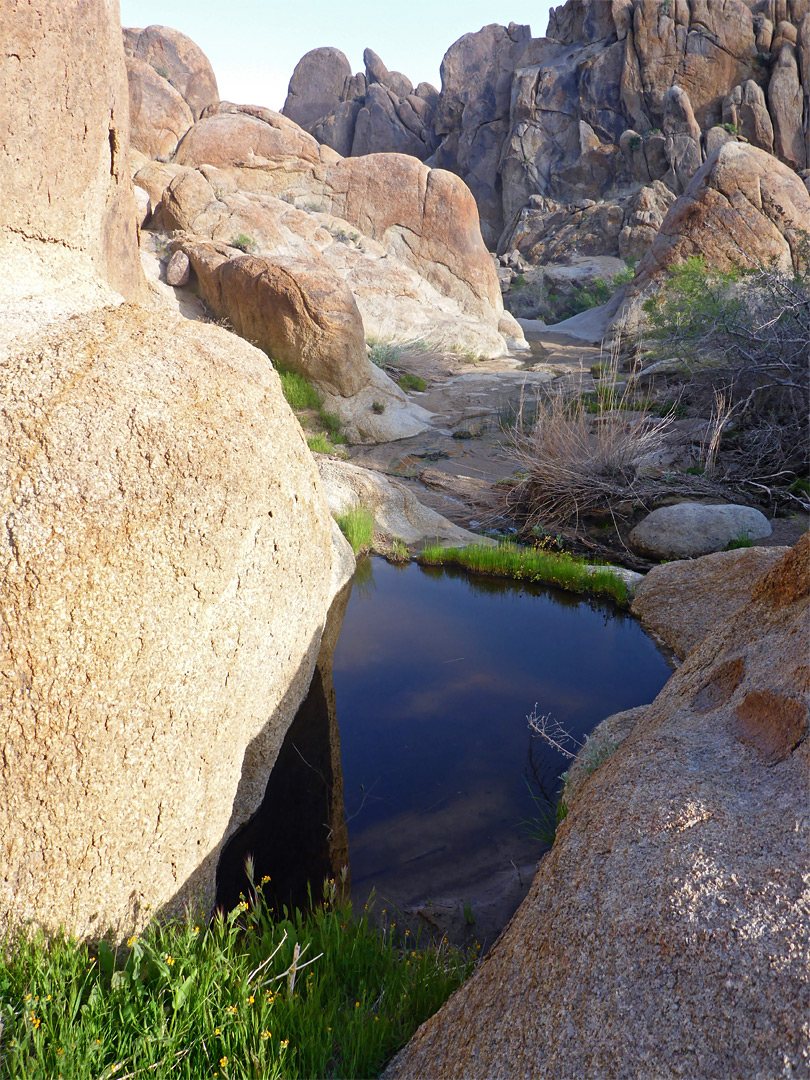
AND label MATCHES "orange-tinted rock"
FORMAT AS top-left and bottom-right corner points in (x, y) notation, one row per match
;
(126, 55), (193, 161)
(637, 142), (810, 281)
(178, 239), (370, 398)
(0, 0), (143, 300)
(124, 24), (218, 120)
